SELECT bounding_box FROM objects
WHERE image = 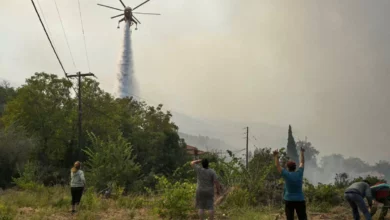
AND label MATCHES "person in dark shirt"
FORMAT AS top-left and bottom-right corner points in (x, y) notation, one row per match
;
(273, 147), (307, 220)
(344, 181), (373, 220)
(370, 182), (390, 220)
